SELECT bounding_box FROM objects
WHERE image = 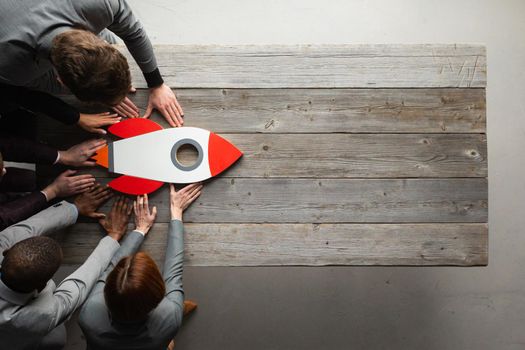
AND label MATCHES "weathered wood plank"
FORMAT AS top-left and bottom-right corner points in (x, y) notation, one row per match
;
(118, 44), (486, 88)
(39, 133), (487, 178)
(53, 223), (488, 266)
(81, 178), (487, 223)
(46, 88), (486, 134)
